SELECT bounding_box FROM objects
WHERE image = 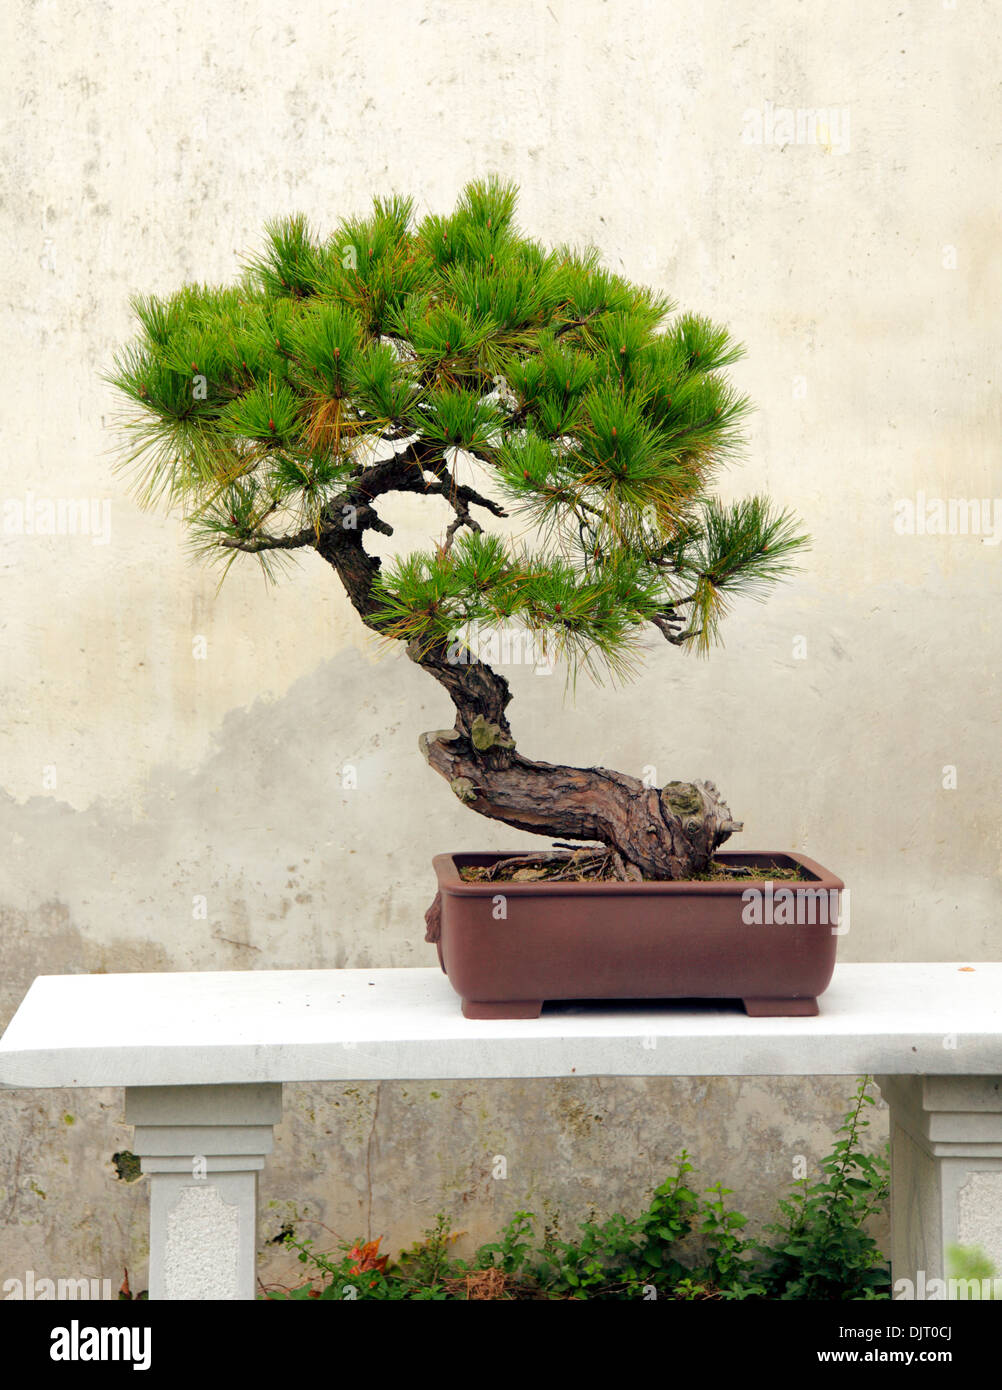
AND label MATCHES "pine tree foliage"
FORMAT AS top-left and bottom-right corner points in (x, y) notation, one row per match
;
(108, 178), (808, 674)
